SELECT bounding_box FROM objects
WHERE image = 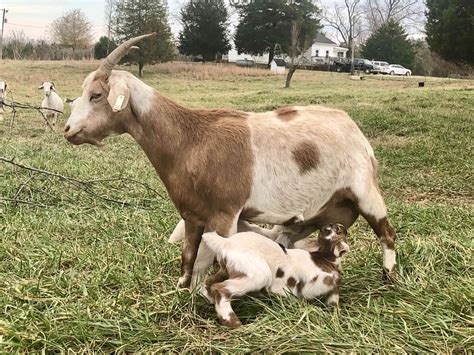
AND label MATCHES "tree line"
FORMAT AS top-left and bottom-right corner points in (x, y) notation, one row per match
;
(1, 0), (472, 77)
